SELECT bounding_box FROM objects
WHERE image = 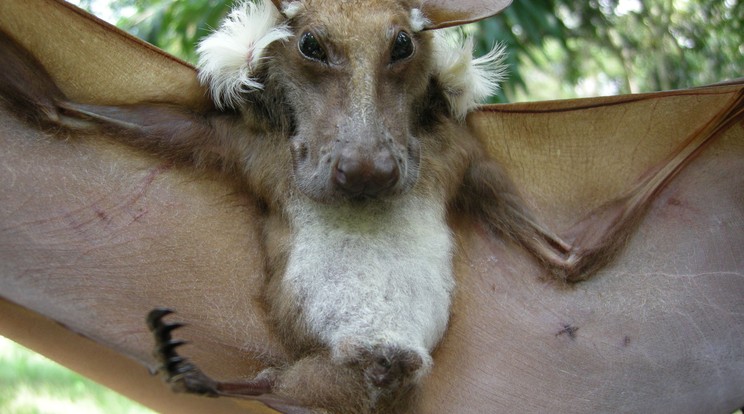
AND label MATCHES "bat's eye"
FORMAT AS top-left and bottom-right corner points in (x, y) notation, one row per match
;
(299, 32), (327, 62)
(391, 31), (414, 63)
